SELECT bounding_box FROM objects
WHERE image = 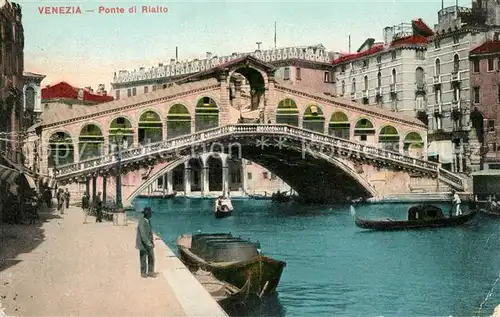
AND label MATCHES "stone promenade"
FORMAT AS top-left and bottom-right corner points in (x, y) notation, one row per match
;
(0, 206), (227, 316)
